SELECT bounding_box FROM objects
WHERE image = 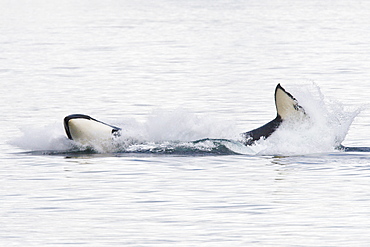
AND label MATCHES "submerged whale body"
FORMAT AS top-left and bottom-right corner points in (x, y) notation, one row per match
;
(63, 84), (306, 148)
